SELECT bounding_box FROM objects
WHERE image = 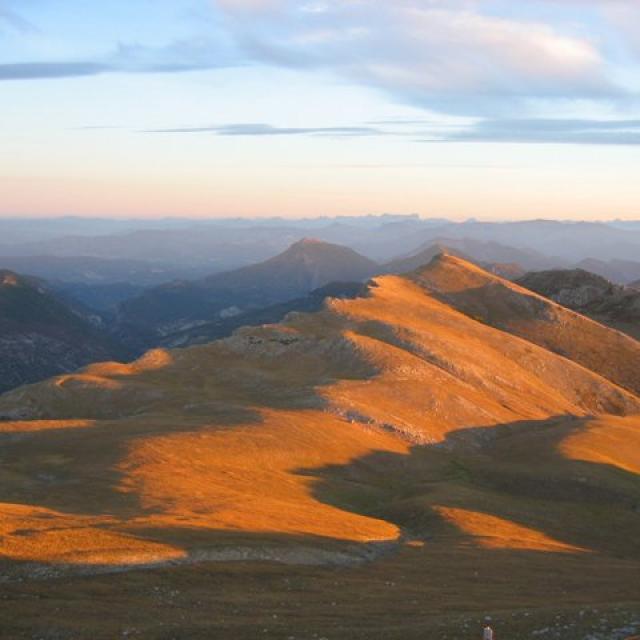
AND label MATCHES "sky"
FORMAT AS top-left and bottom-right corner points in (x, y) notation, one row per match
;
(1, 0), (639, 220)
